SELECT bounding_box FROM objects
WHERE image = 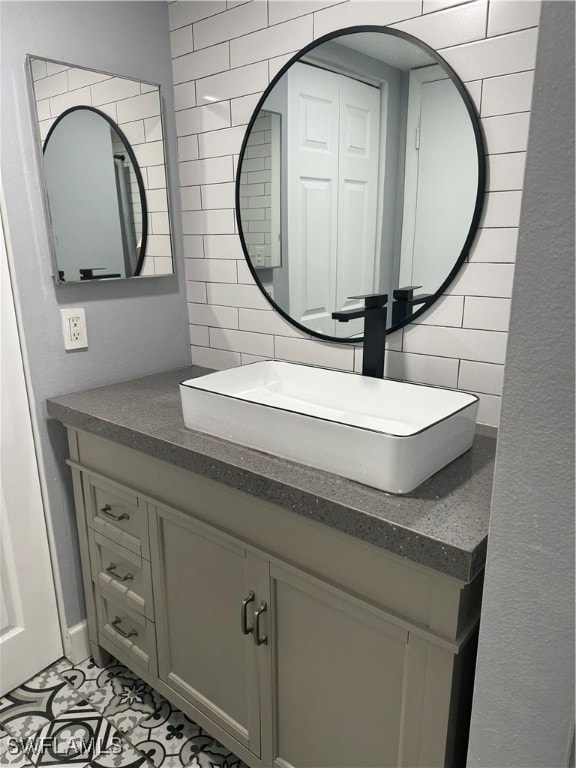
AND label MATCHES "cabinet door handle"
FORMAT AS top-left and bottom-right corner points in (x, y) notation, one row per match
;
(241, 591), (255, 635)
(101, 504), (129, 521)
(106, 563), (134, 582)
(254, 601), (268, 646)
(110, 616), (137, 639)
